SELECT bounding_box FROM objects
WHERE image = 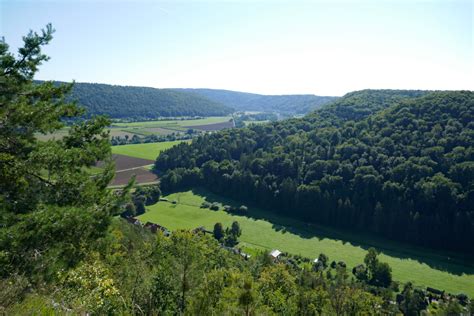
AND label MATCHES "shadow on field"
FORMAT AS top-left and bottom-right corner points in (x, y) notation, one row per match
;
(190, 187), (474, 277)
